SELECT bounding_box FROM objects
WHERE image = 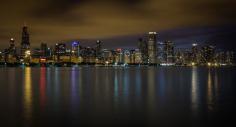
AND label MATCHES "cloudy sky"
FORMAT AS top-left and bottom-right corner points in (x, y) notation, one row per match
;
(0, 0), (235, 49)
